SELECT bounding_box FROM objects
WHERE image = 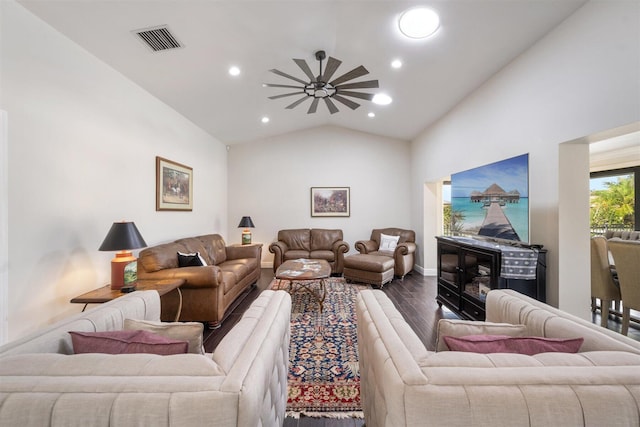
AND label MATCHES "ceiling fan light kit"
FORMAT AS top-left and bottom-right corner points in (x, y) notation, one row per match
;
(265, 50), (380, 114)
